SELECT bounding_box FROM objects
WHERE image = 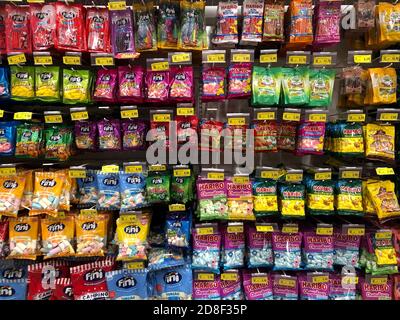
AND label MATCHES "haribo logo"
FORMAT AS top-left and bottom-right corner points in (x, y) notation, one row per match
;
(124, 225), (140, 234)
(35, 12), (49, 20)
(93, 16), (105, 24)
(127, 124), (138, 131)
(68, 76), (82, 83)
(64, 286), (73, 298)
(151, 178), (163, 184)
(50, 134), (62, 141)
(175, 73), (186, 81)
(40, 72), (53, 81)
(84, 269), (104, 282)
(14, 223), (30, 232)
(16, 72), (28, 80)
(125, 72), (135, 80)
(116, 276), (136, 289)
(0, 286), (15, 297)
(83, 175), (94, 183)
(164, 272), (182, 284)
(62, 11), (76, 20)
(40, 179), (56, 187)
(101, 74), (111, 82)
(3, 180), (18, 189)
(2, 269), (24, 280)
(12, 15), (25, 23)
(116, 18), (129, 27)
(103, 124), (114, 133)
(47, 222), (65, 233)
(80, 126), (91, 133)
(82, 221), (97, 231)
(126, 175), (142, 184)
(152, 74), (164, 82)
(103, 178), (118, 186)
